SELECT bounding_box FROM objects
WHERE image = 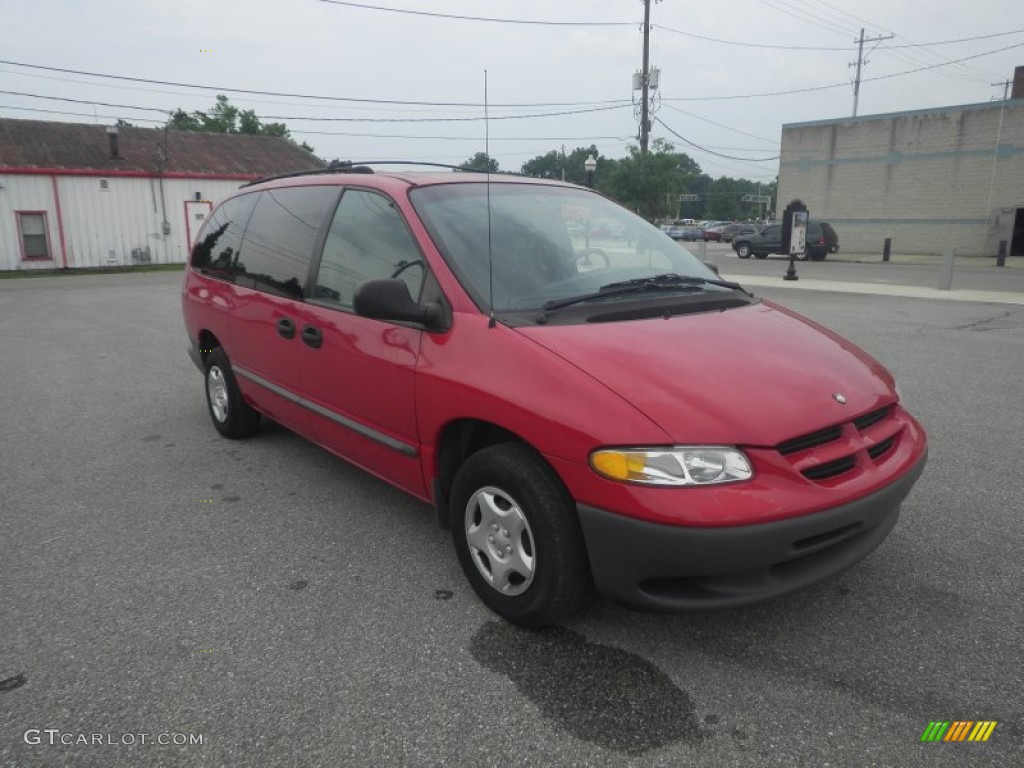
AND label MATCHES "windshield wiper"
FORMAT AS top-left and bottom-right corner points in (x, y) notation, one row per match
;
(540, 273), (748, 312)
(600, 273), (748, 294)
